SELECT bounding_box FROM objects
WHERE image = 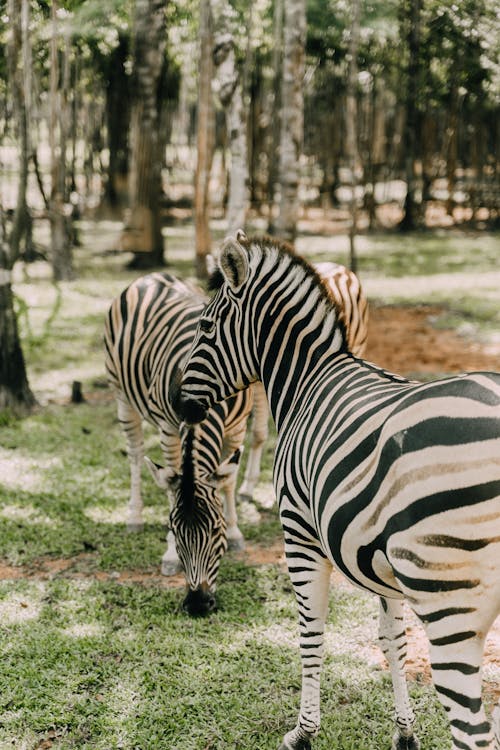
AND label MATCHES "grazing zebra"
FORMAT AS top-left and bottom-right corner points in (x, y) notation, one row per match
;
(238, 260), (368, 503)
(176, 233), (500, 750)
(104, 272), (252, 615)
